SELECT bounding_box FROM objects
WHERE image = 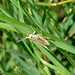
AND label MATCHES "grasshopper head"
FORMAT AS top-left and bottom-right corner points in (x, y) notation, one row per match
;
(26, 34), (38, 39)
(29, 34), (33, 38)
(26, 34), (33, 39)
